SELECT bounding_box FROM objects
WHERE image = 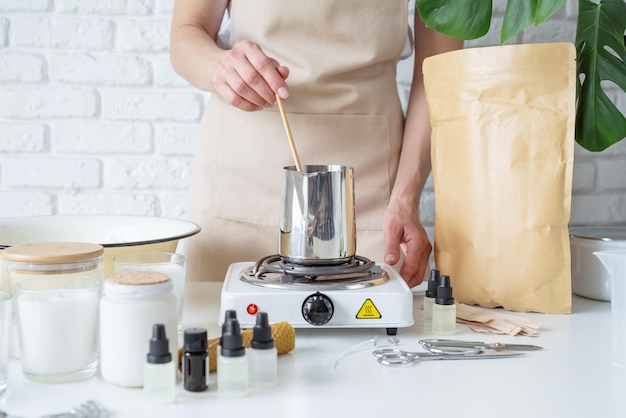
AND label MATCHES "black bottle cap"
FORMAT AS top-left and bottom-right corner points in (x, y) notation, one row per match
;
(220, 310), (238, 345)
(435, 275), (455, 305)
(251, 312), (275, 350)
(183, 328), (208, 353)
(425, 269), (441, 298)
(147, 324), (172, 364)
(221, 318), (245, 357)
